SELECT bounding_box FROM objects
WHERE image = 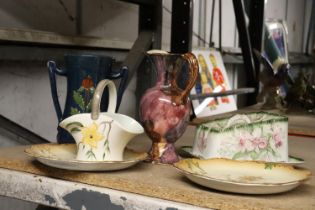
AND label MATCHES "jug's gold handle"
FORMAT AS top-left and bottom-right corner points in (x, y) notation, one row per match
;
(91, 79), (117, 120)
(171, 52), (199, 104)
